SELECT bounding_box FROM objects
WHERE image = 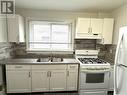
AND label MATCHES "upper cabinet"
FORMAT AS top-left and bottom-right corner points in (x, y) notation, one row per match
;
(75, 18), (103, 39)
(90, 19), (103, 35)
(0, 15), (7, 42)
(75, 17), (114, 44)
(76, 18), (90, 34)
(101, 18), (114, 44)
(7, 15), (25, 42)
